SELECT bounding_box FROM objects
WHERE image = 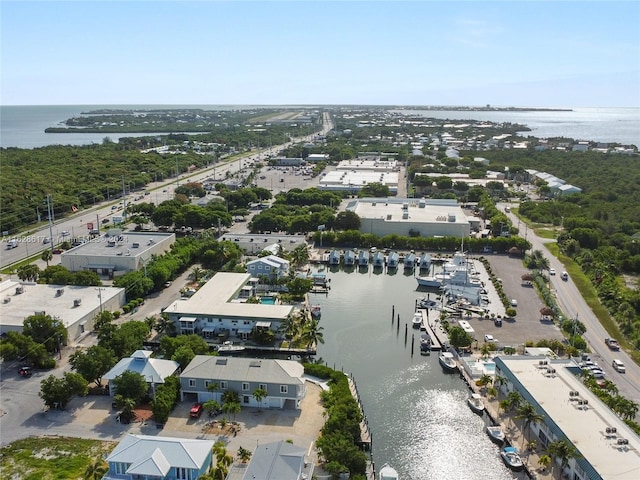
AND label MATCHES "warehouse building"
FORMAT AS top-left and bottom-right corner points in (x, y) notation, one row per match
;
(346, 197), (471, 238)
